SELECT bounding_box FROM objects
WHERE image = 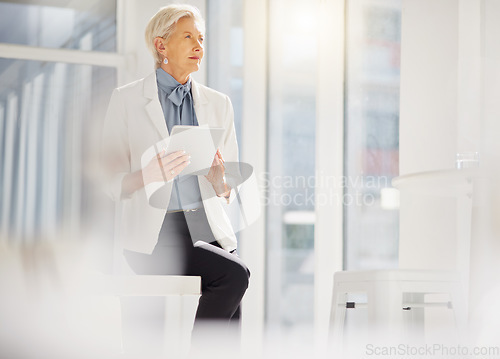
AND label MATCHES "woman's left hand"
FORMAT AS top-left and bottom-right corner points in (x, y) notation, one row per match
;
(205, 148), (230, 196)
